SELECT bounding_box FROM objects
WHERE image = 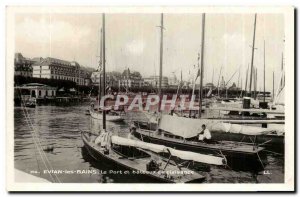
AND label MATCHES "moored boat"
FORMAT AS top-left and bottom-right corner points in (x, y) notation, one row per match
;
(131, 114), (267, 170)
(134, 113), (284, 149)
(81, 130), (206, 183)
(89, 108), (124, 122)
(24, 101), (36, 108)
(82, 13), (207, 183)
